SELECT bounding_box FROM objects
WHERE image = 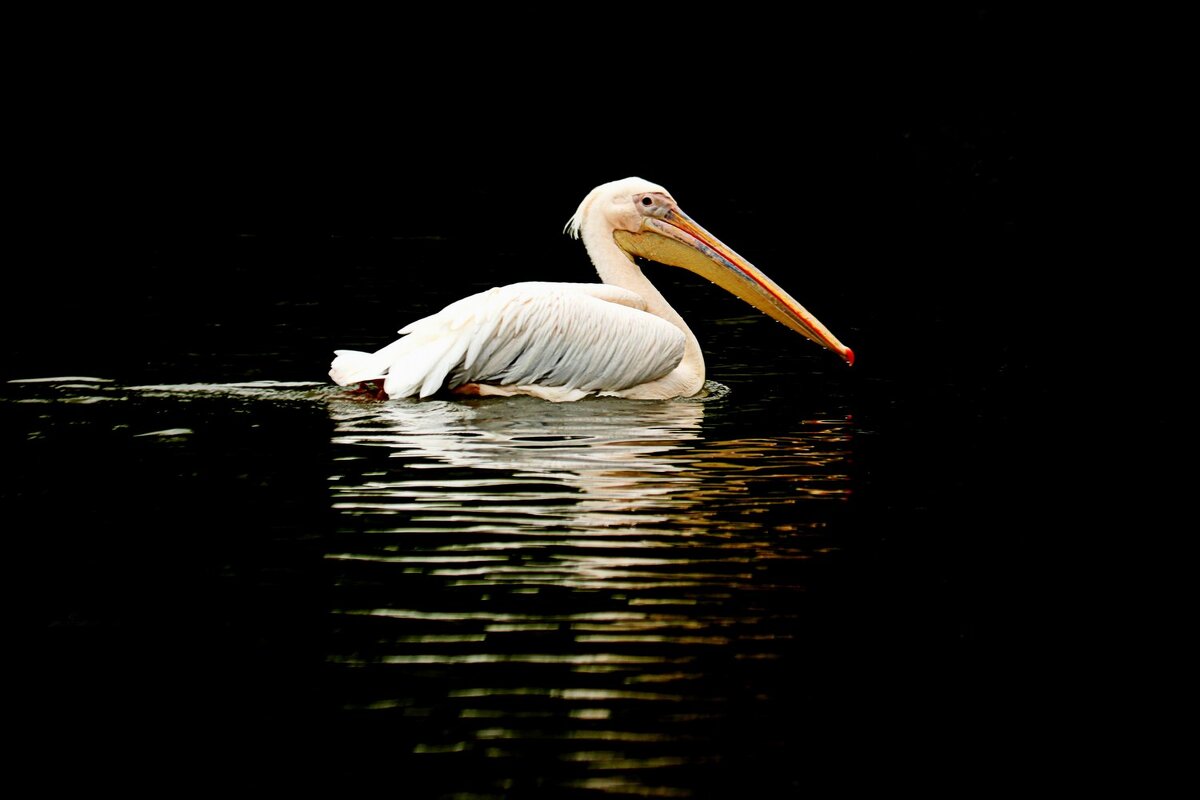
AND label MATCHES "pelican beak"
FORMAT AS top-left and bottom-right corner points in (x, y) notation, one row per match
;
(614, 205), (854, 366)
